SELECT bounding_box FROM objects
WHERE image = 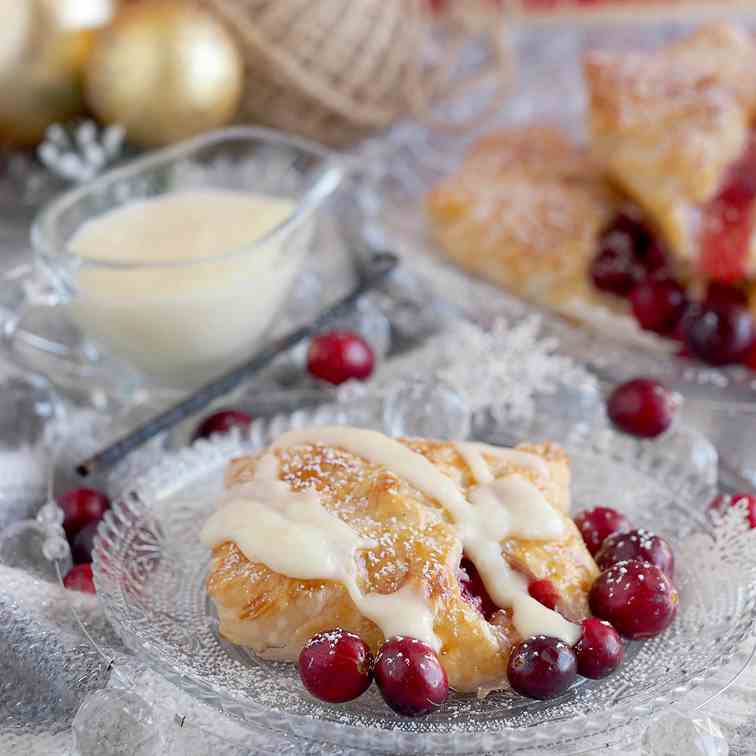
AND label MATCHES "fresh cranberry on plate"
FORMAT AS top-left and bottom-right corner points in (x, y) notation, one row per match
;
(58, 487), (110, 539)
(193, 409), (252, 441)
(307, 330), (375, 386)
(458, 557), (499, 620)
(590, 242), (644, 297)
(595, 528), (674, 579)
(704, 281), (749, 308)
(607, 378), (677, 438)
(374, 636), (448, 717)
(573, 618), (624, 680)
(573, 507), (631, 556)
(589, 559), (679, 640)
(63, 563), (95, 594)
(629, 278), (687, 335)
(507, 635), (577, 700)
(528, 579), (560, 610)
(707, 492), (756, 530)
(298, 628), (373, 704)
(683, 302), (754, 366)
